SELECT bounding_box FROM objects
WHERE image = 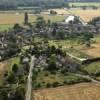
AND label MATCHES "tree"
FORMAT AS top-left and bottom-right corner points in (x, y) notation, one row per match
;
(47, 54), (57, 71)
(12, 64), (18, 73)
(82, 33), (93, 47)
(35, 16), (46, 29)
(13, 23), (23, 33)
(24, 12), (28, 25)
(50, 10), (57, 15)
(7, 72), (16, 84)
